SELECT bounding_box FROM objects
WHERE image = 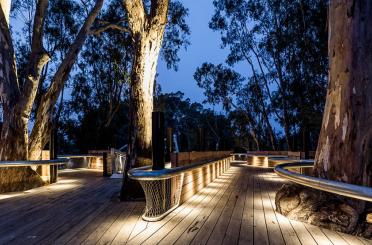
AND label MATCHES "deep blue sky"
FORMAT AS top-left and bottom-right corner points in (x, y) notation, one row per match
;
(157, 0), (247, 109)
